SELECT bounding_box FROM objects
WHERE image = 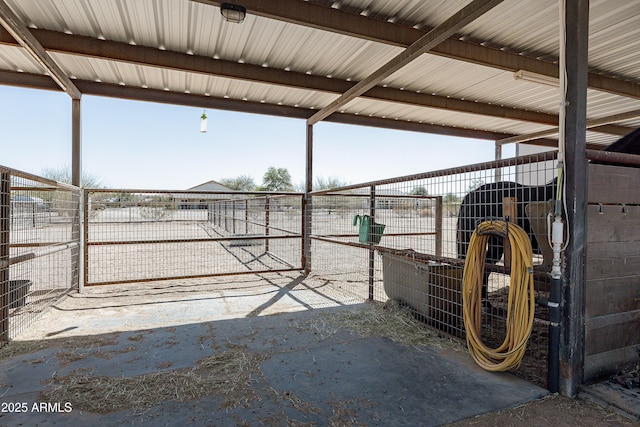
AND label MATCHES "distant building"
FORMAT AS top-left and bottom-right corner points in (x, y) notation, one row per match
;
(359, 188), (409, 210)
(172, 180), (239, 209)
